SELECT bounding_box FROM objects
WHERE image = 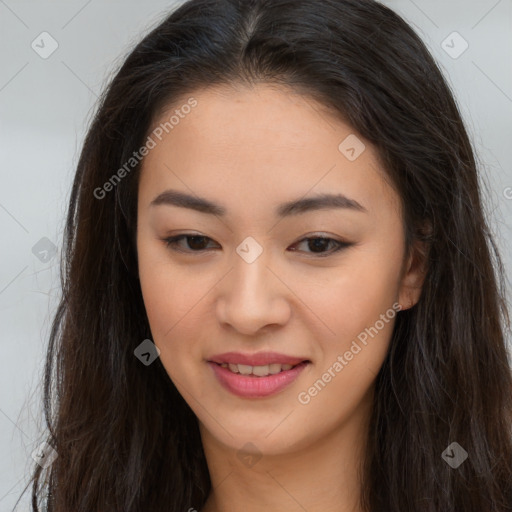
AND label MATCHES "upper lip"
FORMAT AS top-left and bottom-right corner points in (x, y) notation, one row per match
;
(208, 351), (310, 366)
